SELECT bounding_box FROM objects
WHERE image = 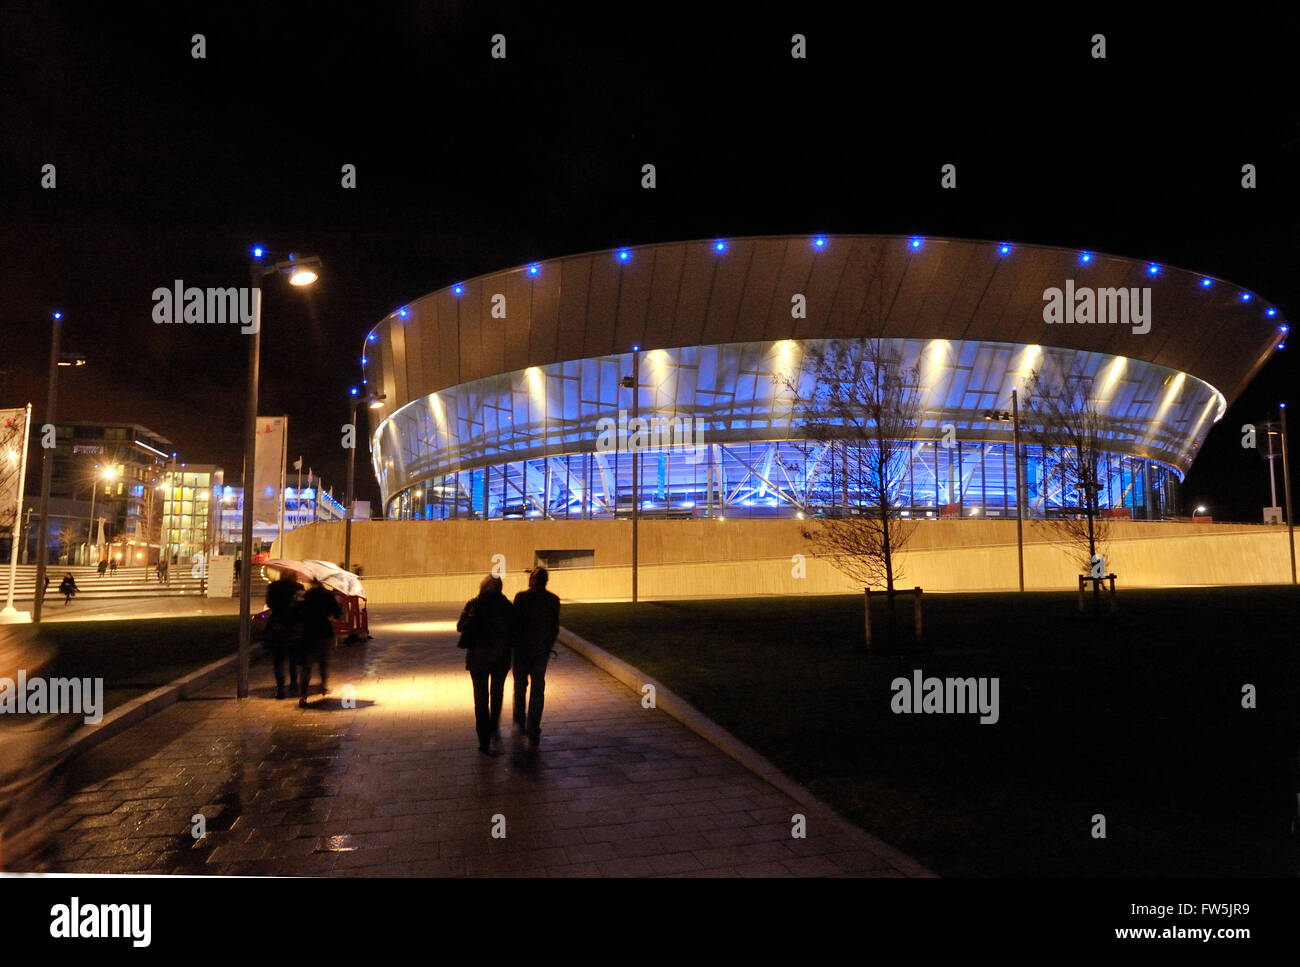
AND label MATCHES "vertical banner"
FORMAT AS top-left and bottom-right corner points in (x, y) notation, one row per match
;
(0, 408), (28, 541)
(2, 405), (32, 617)
(253, 416), (288, 530)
